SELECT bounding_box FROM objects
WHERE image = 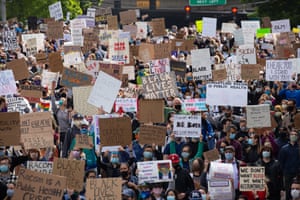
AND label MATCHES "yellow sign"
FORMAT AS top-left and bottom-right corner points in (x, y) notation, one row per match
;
(137, 0), (160, 8)
(196, 20), (203, 33)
